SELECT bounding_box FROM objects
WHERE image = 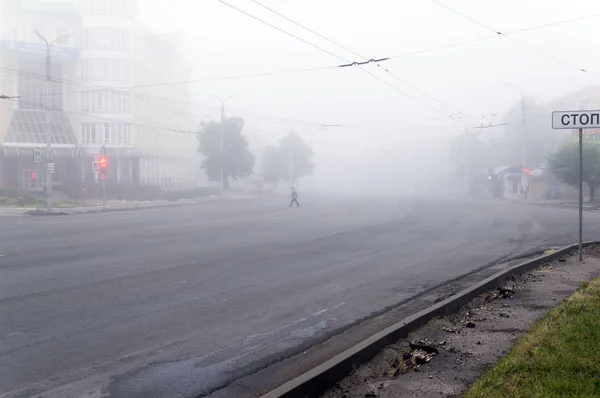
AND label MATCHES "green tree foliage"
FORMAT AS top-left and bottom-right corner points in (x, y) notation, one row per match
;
(197, 117), (255, 190)
(261, 131), (314, 186)
(548, 144), (600, 202)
